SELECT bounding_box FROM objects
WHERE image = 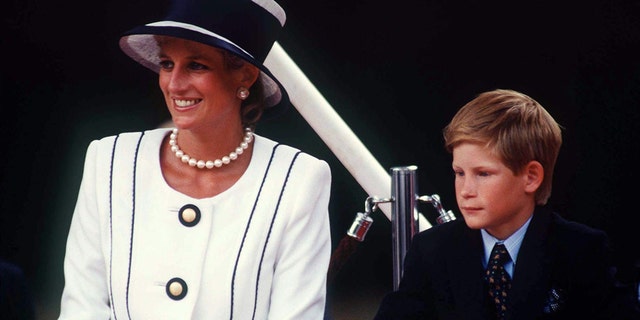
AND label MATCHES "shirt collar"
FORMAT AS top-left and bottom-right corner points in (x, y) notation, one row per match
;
(481, 214), (533, 266)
